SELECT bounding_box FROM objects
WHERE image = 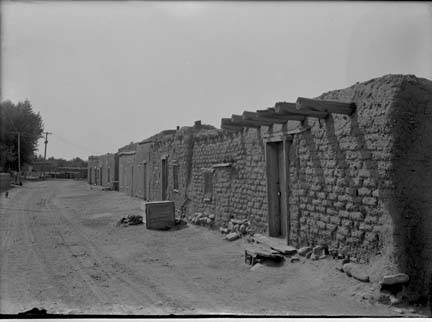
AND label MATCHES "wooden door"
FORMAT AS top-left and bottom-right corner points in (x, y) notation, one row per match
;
(161, 158), (168, 200)
(265, 141), (289, 239)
